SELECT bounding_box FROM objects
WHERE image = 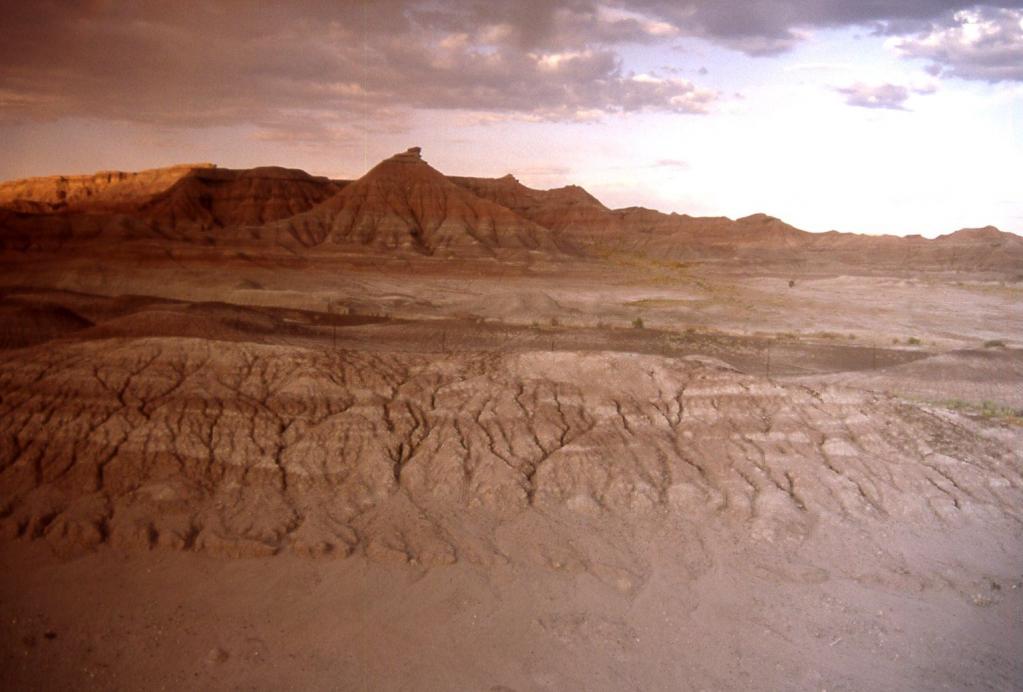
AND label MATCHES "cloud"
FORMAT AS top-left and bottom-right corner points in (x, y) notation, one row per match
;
(836, 79), (939, 109)
(653, 158), (690, 169)
(893, 7), (1023, 82)
(513, 164), (574, 178)
(0, 0), (721, 133)
(837, 83), (912, 109)
(0, 0), (1018, 139)
(624, 1), (1011, 55)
